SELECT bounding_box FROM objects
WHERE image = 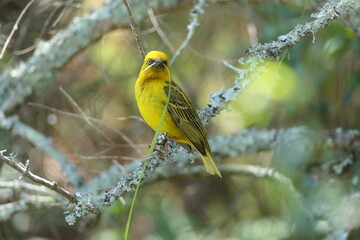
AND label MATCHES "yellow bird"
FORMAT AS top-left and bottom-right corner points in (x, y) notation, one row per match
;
(135, 51), (221, 177)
